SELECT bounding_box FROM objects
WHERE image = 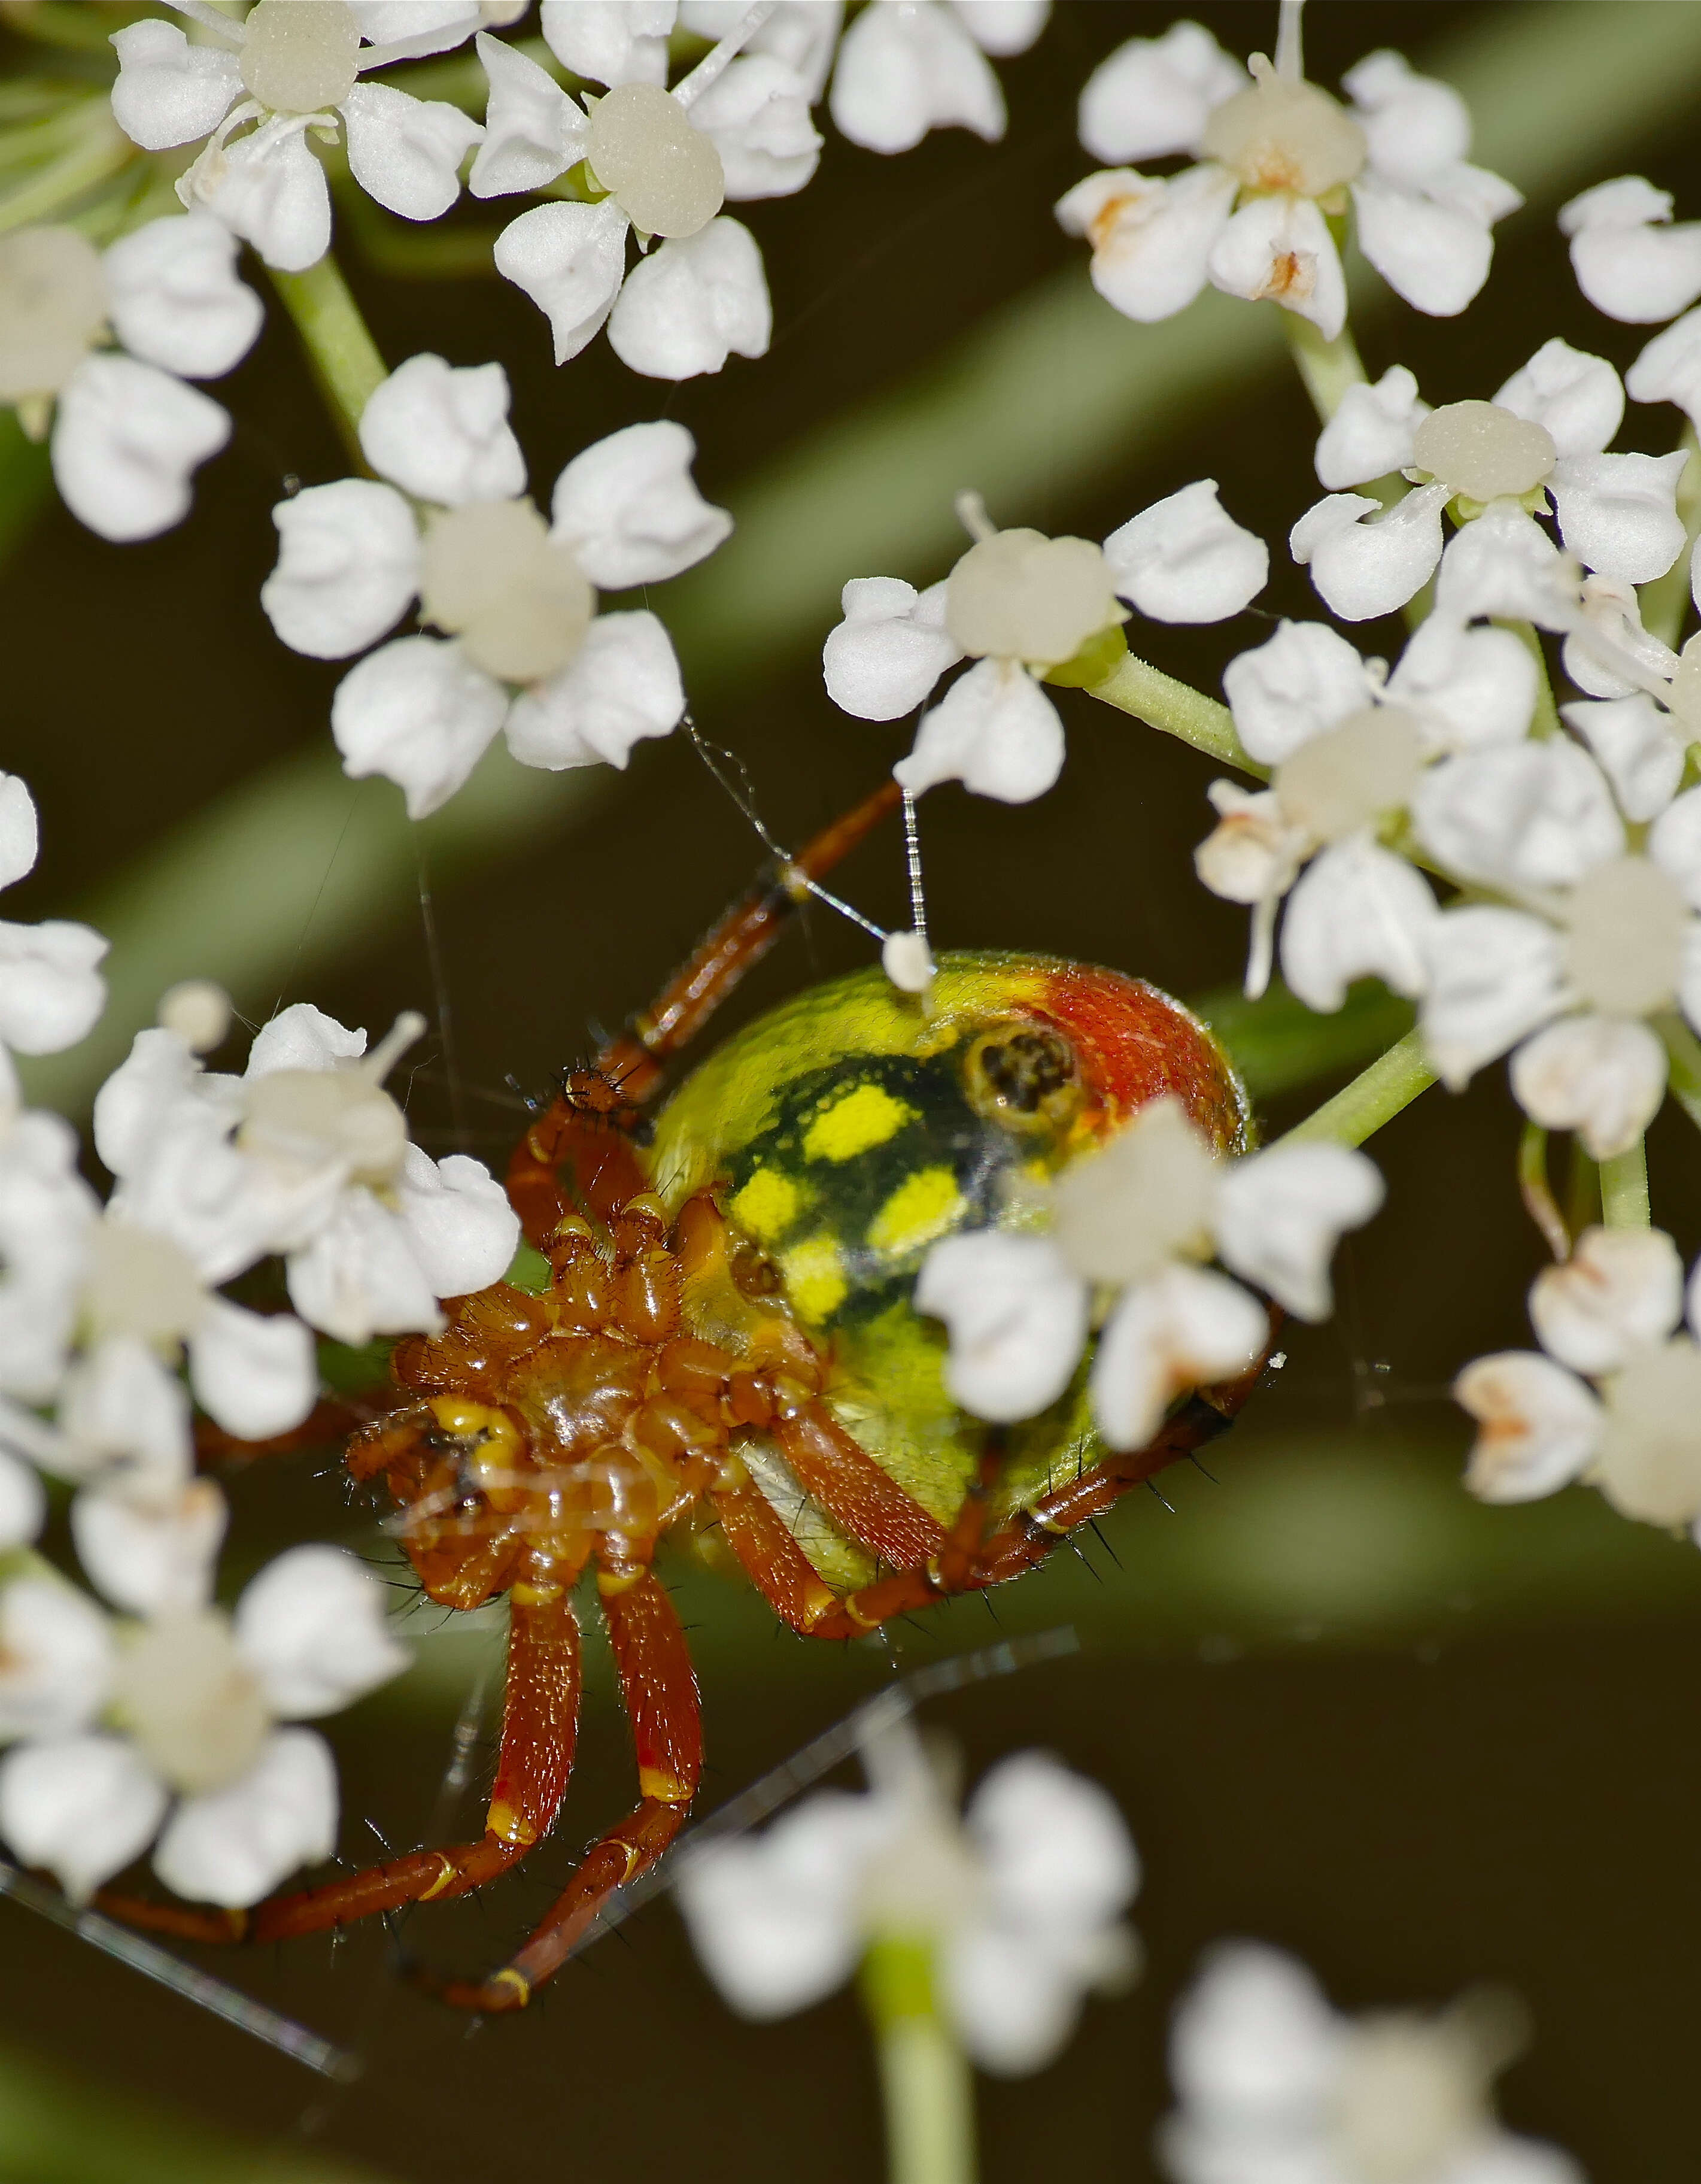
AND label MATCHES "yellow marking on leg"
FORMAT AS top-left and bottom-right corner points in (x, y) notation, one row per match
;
(613, 1840), (644, 1884)
(596, 1564), (645, 1598)
(840, 1591), (884, 1631)
(487, 1801), (537, 1848)
(803, 1083), (912, 1163)
(639, 1766), (694, 1806)
(419, 1854), (461, 1901)
(865, 1166), (965, 1257)
(485, 1968), (531, 2008)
